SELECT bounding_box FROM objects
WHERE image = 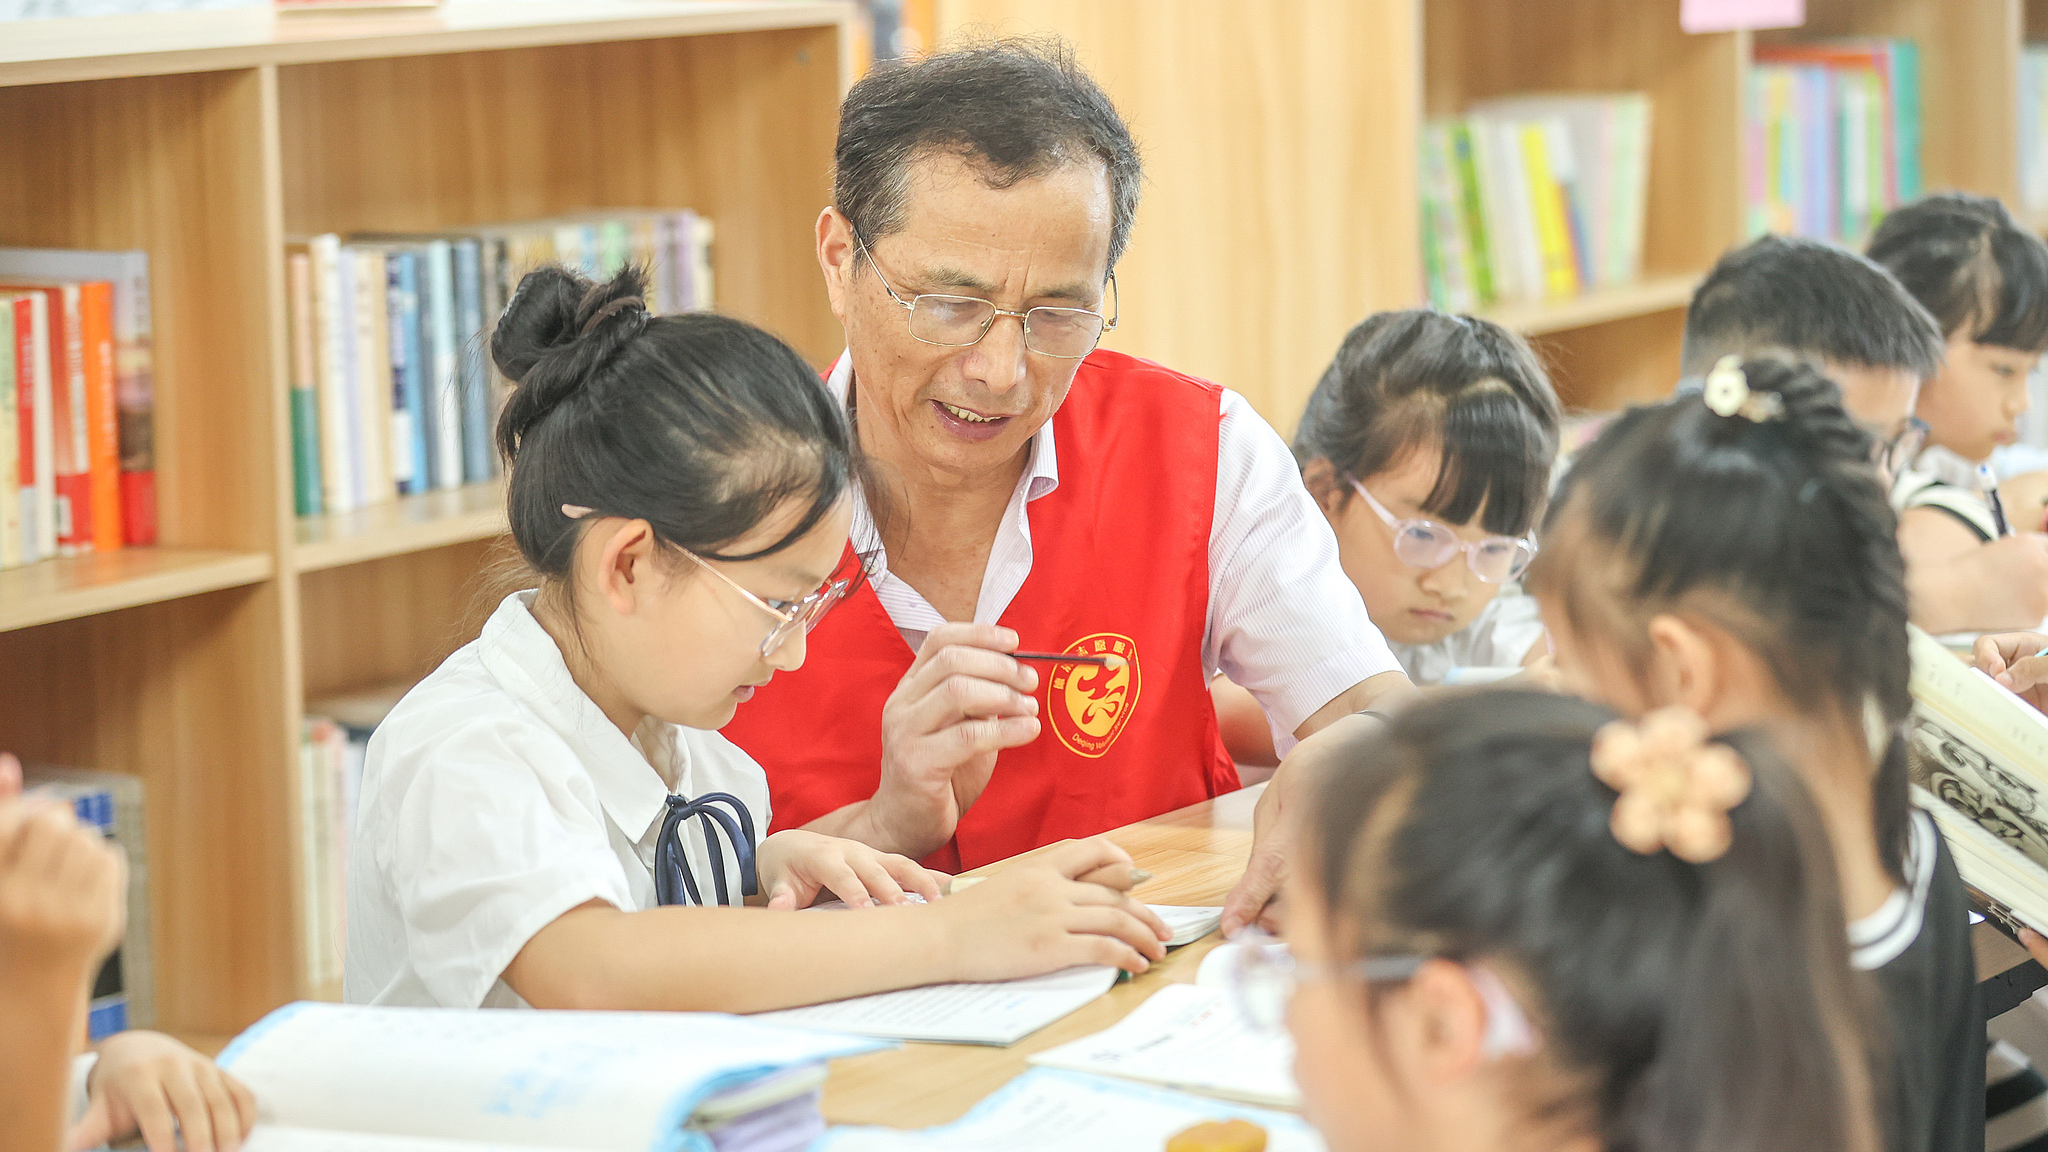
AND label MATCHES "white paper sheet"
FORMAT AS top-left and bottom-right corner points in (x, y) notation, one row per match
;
(1152, 905), (1224, 948)
(242, 1129), (591, 1152)
(814, 1068), (1325, 1152)
(753, 966), (1119, 1045)
(216, 1003), (882, 1151)
(1027, 983), (1299, 1108)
